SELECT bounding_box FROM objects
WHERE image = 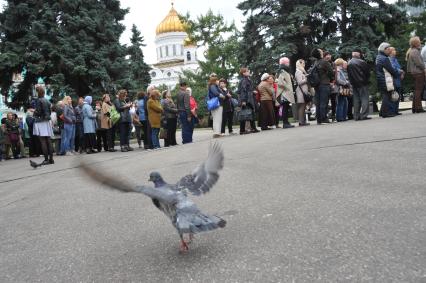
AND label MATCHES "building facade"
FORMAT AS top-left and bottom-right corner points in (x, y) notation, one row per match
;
(149, 4), (199, 89)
